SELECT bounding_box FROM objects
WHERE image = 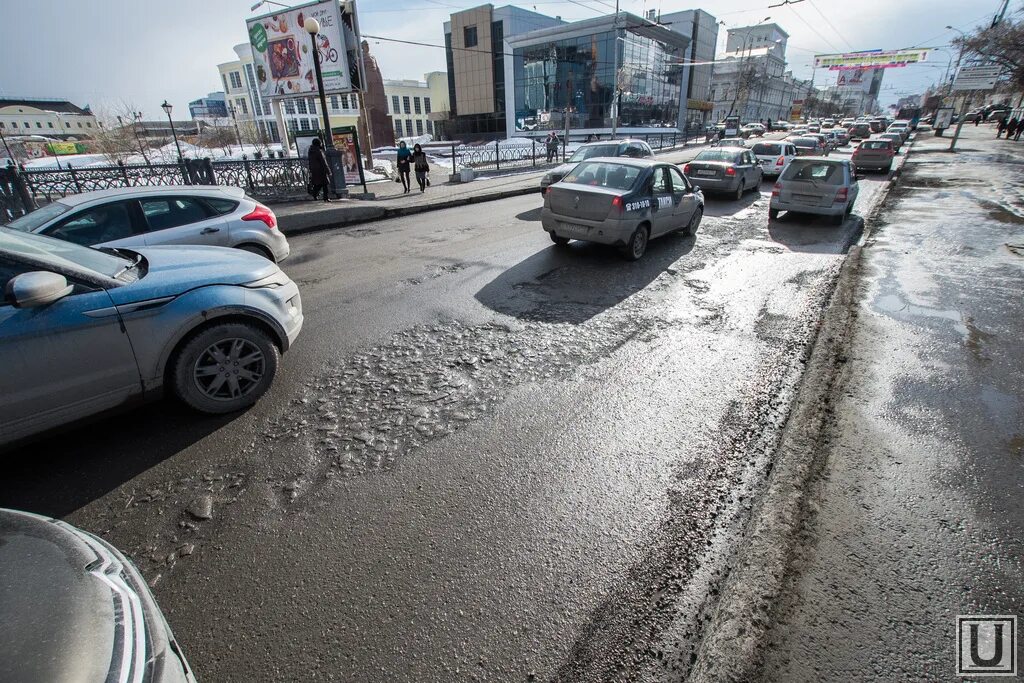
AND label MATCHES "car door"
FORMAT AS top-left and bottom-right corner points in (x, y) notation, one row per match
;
(0, 256), (141, 444)
(137, 195), (230, 248)
(742, 151), (760, 188)
(39, 200), (144, 250)
(648, 166), (675, 236)
(668, 166), (697, 227)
